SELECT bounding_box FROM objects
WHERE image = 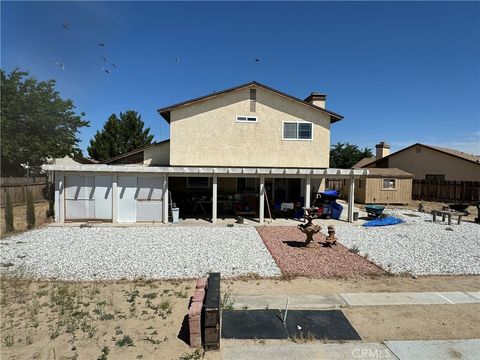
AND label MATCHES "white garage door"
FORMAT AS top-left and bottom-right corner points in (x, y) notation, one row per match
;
(65, 175), (113, 221)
